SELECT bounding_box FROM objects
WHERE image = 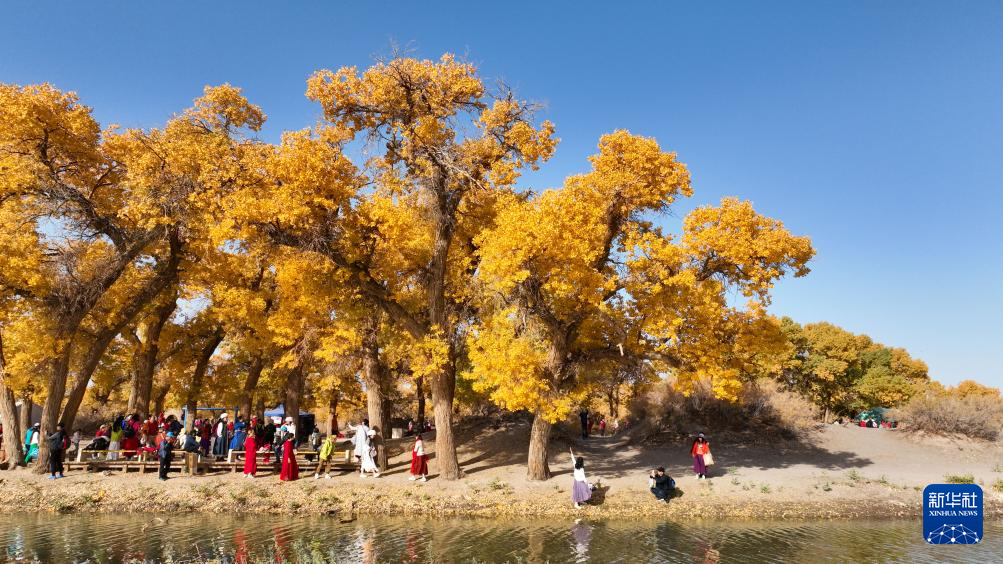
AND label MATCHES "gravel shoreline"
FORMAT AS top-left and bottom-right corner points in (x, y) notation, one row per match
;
(2, 473), (1000, 521)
